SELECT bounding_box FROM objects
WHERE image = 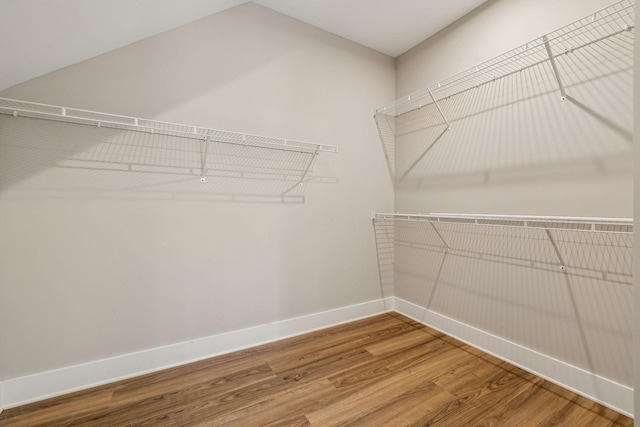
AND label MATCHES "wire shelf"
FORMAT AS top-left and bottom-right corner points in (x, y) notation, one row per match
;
(0, 98), (338, 154)
(373, 213), (633, 234)
(375, 211), (633, 387)
(373, 212), (633, 282)
(374, 0), (634, 180)
(0, 98), (338, 200)
(376, 0), (634, 116)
